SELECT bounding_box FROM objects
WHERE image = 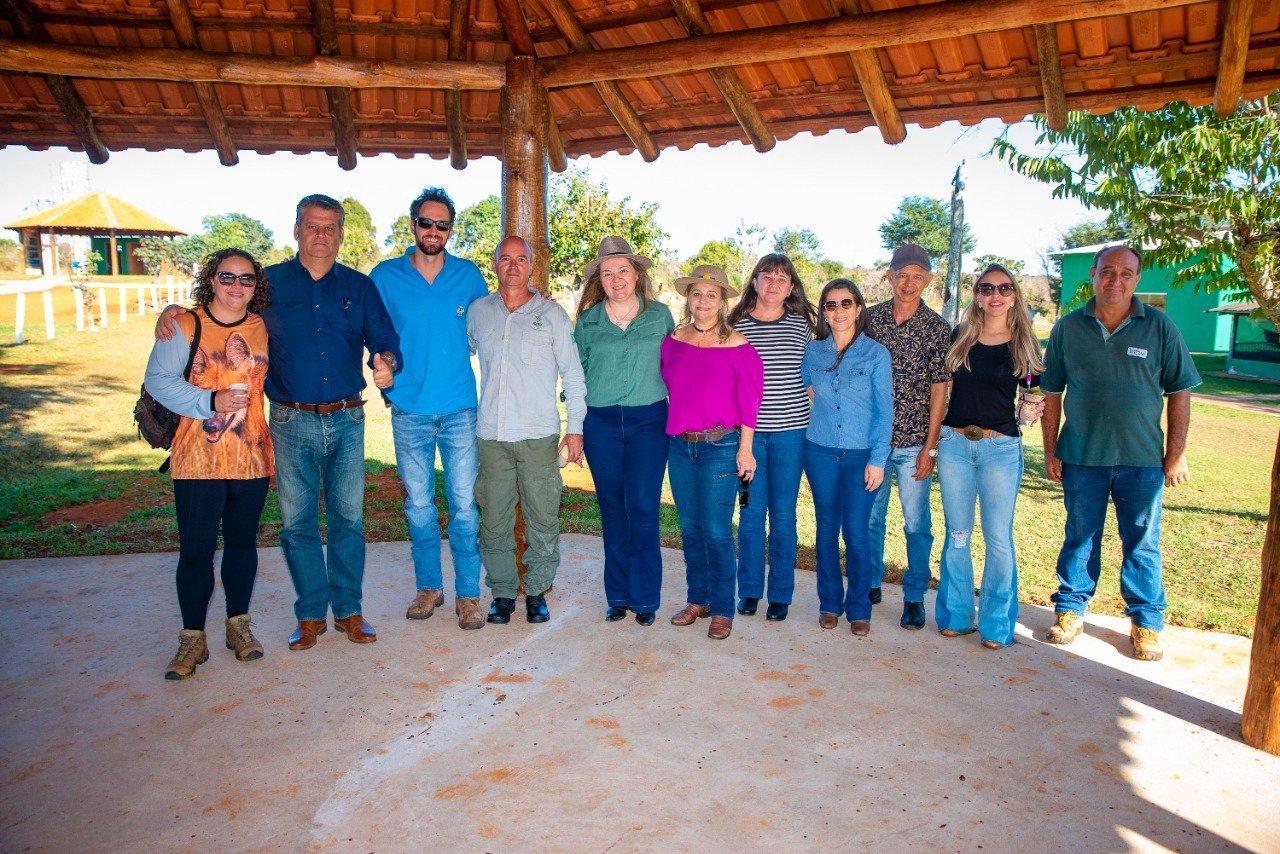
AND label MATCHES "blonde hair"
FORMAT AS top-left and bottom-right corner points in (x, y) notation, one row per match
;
(679, 285), (733, 343)
(945, 264), (1044, 378)
(577, 259), (653, 316)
